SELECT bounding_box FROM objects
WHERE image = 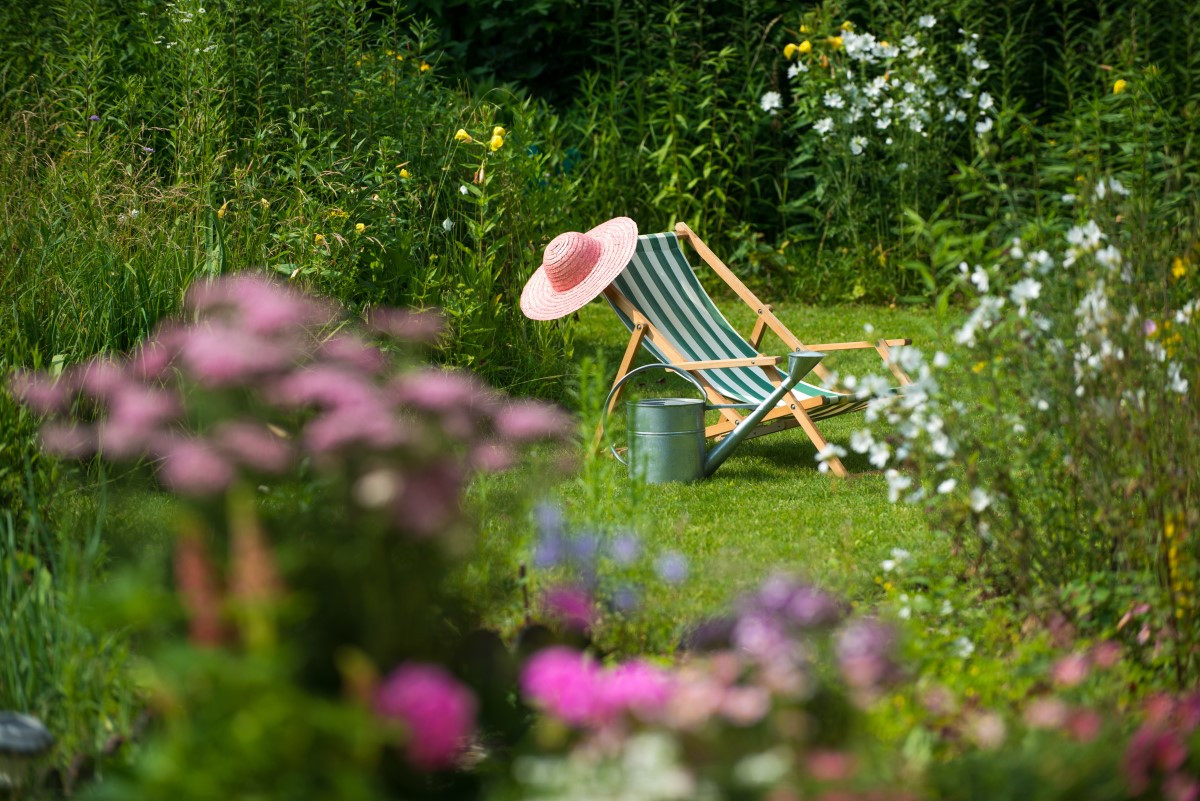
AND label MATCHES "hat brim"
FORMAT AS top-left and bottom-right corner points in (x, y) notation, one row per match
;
(520, 217), (638, 321)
